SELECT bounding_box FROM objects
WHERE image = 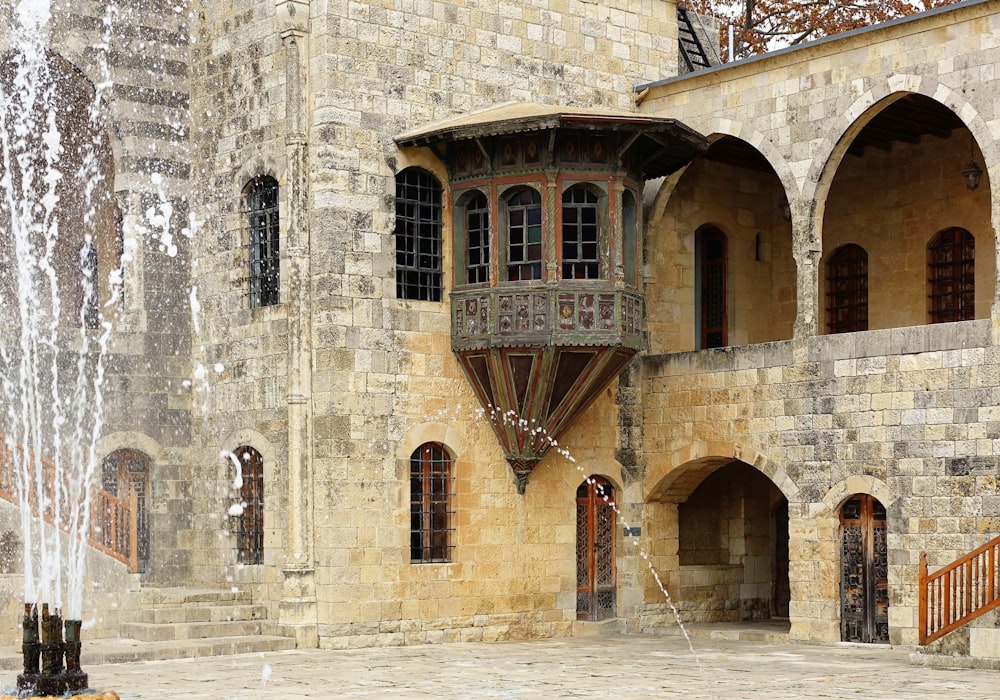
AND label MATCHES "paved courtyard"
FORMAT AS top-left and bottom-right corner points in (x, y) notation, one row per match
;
(40, 634), (999, 699)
